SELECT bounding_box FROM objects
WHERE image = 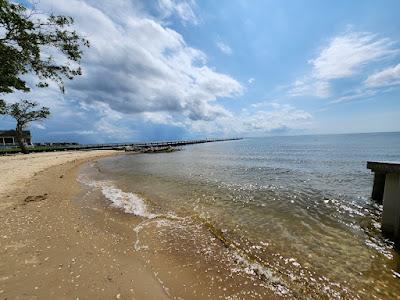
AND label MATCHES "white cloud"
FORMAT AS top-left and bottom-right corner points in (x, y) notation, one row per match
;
(94, 118), (137, 140)
(310, 31), (396, 80)
(5, 0), (313, 140)
(133, 102), (312, 136)
(364, 64), (400, 88)
(289, 78), (330, 98)
(248, 78), (255, 84)
(331, 63), (400, 103)
(2, 85), (137, 141)
(33, 0), (243, 124)
(50, 130), (96, 136)
(288, 30), (398, 98)
(186, 103), (312, 136)
(158, 0), (198, 25)
(216, 41), (232, 55)
(330, 89), (377, 104)
(32, 123), (46, 130)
